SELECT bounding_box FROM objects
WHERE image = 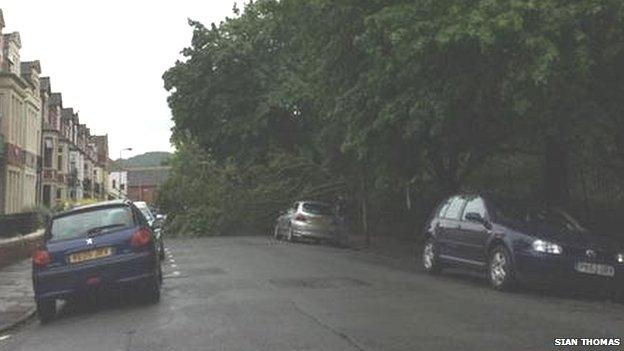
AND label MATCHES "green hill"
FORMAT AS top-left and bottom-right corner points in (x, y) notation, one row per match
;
(112, 152), (172, 170)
